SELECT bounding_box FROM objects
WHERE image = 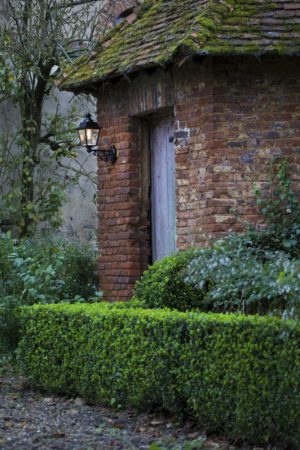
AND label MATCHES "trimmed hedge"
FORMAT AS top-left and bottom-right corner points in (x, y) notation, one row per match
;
(18, 303), (300, 448)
